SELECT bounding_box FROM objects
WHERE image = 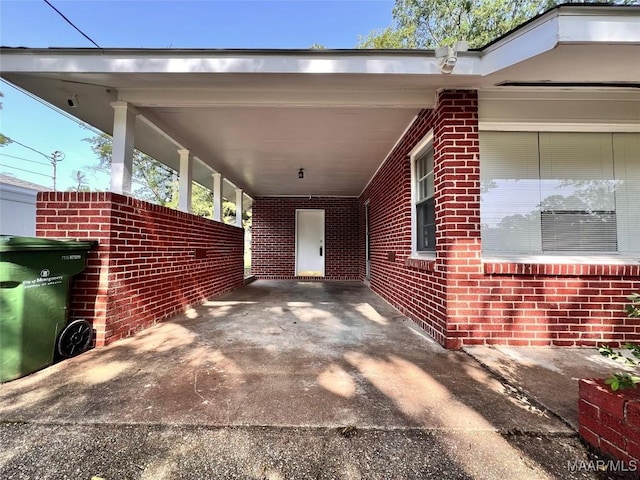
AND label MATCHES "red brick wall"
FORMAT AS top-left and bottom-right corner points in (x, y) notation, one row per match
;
(359, 90), (640, 348)
(36, 192), (245, 346)
(360, 91), (479, 346)
(252, 197), (359, 280)
(456, 264), (640, 347)
(579, 378), (640, 469)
